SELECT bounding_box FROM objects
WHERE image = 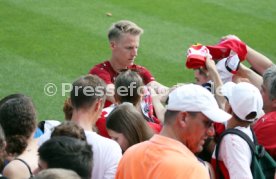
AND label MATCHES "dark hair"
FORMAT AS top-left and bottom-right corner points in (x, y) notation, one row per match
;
(195, 68), (208, 77)
(0, 124), (5, 152)
(164, 110), (180, 125)
(70, 75), (106, 110)
(0, 124), (5, 172)
(115, 70), (144, 106)
(106, 103), (153, 149)
(232, 112), (255, 123)
(0, 94), (36, 155)
(38, 136), (92, 179)
(63, 98), (73, 120)
(51, 121), (86, 141)
(0, 94), (25, 107)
